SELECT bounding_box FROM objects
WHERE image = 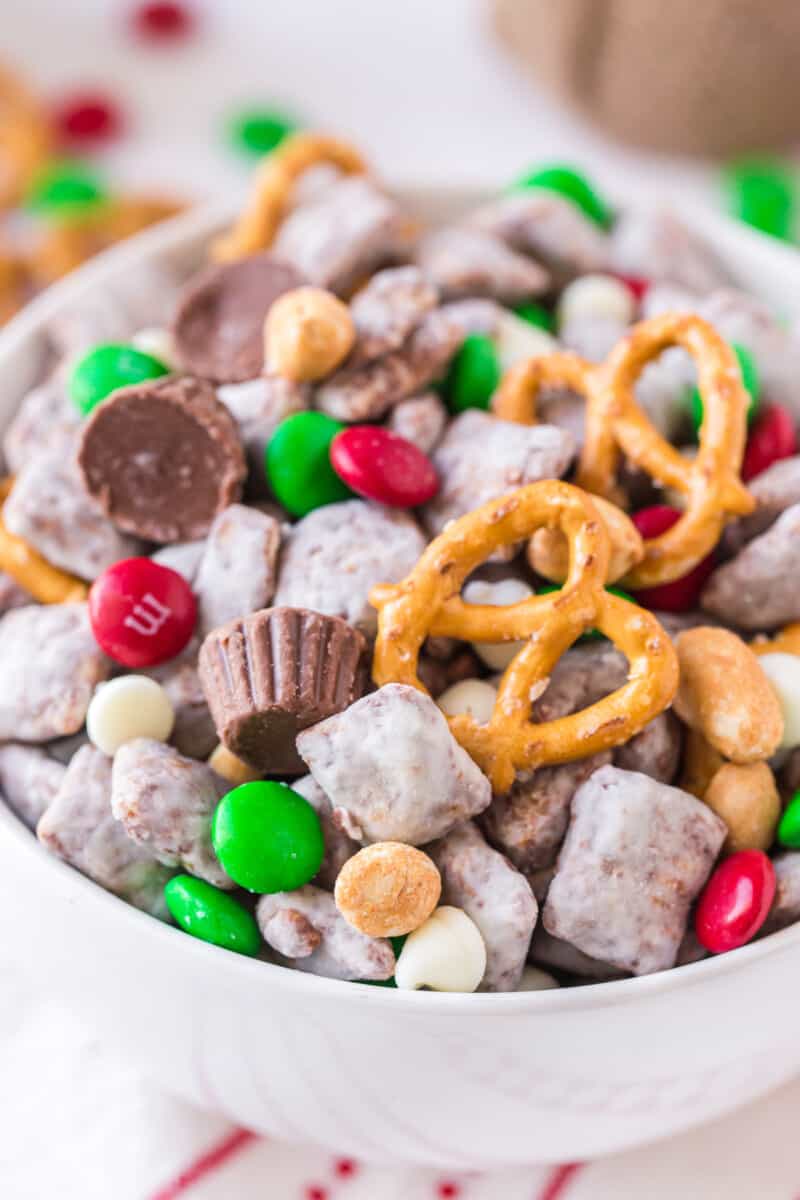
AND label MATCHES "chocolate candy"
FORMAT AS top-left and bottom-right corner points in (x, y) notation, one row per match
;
(329, 425), (439, 508)
(513, 163), (612, 228)
(265, 411), (352, 517)
(171, 253), (305, 383)
(211, 780), (324, 893)
(77, 376), (247, 542)
(89, 557), (197, 667)
(86, 675), (175, 756)
(630, 506), (714, 613)
(69, 343), (169, 416)
(198, 606), (368, 773)
(743, 404), (797, 481)
(164, 876), (261, 957)
(695, 849), (776, 954)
